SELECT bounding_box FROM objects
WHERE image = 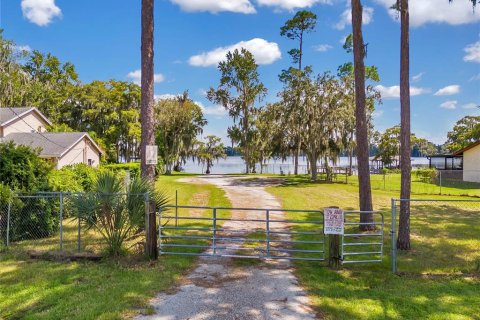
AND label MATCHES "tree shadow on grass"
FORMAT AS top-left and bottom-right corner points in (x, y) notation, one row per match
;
(0, 253), (196, 320)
